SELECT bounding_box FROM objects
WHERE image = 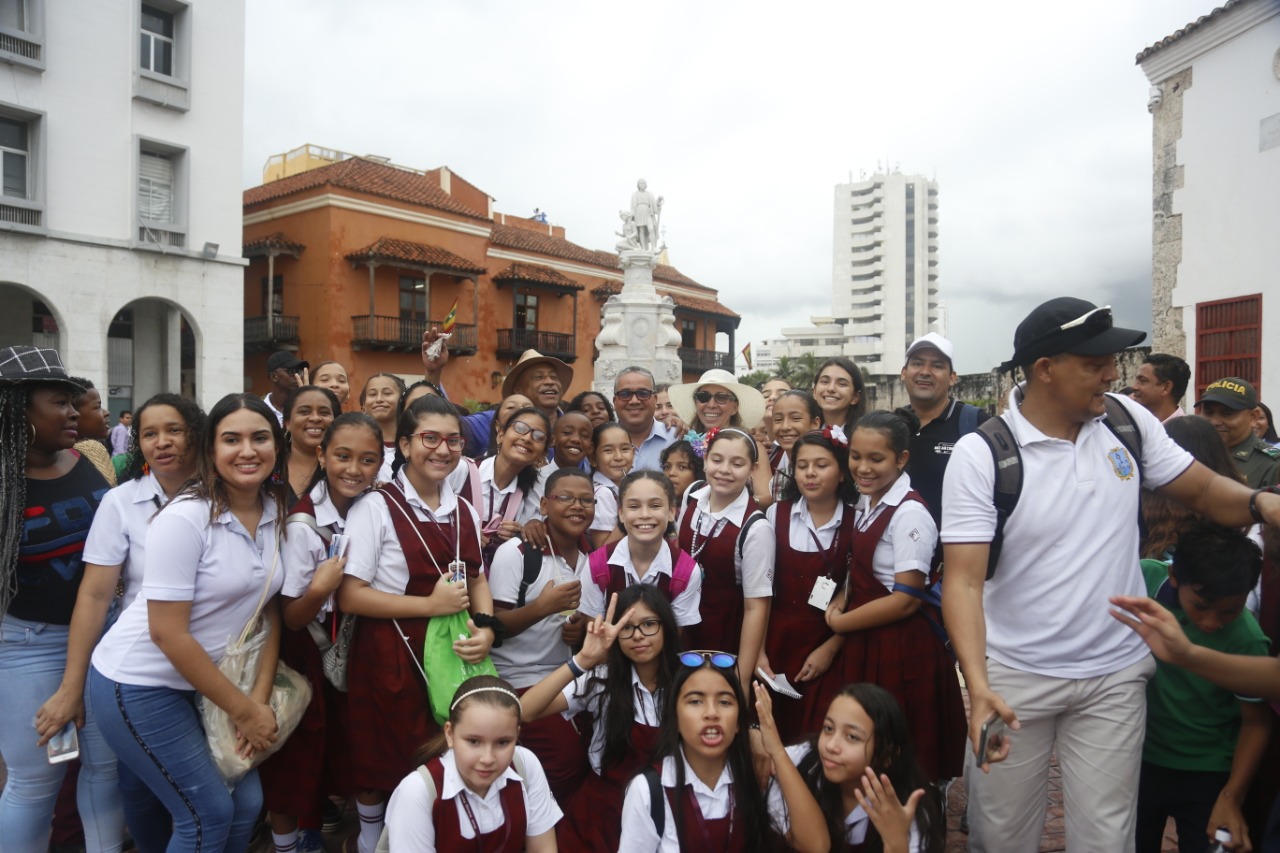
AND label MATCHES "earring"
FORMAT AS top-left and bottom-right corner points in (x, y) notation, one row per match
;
(141, 462), (150, 476)
(270, 467), (284, 486)
(28, 423), (36, 445)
